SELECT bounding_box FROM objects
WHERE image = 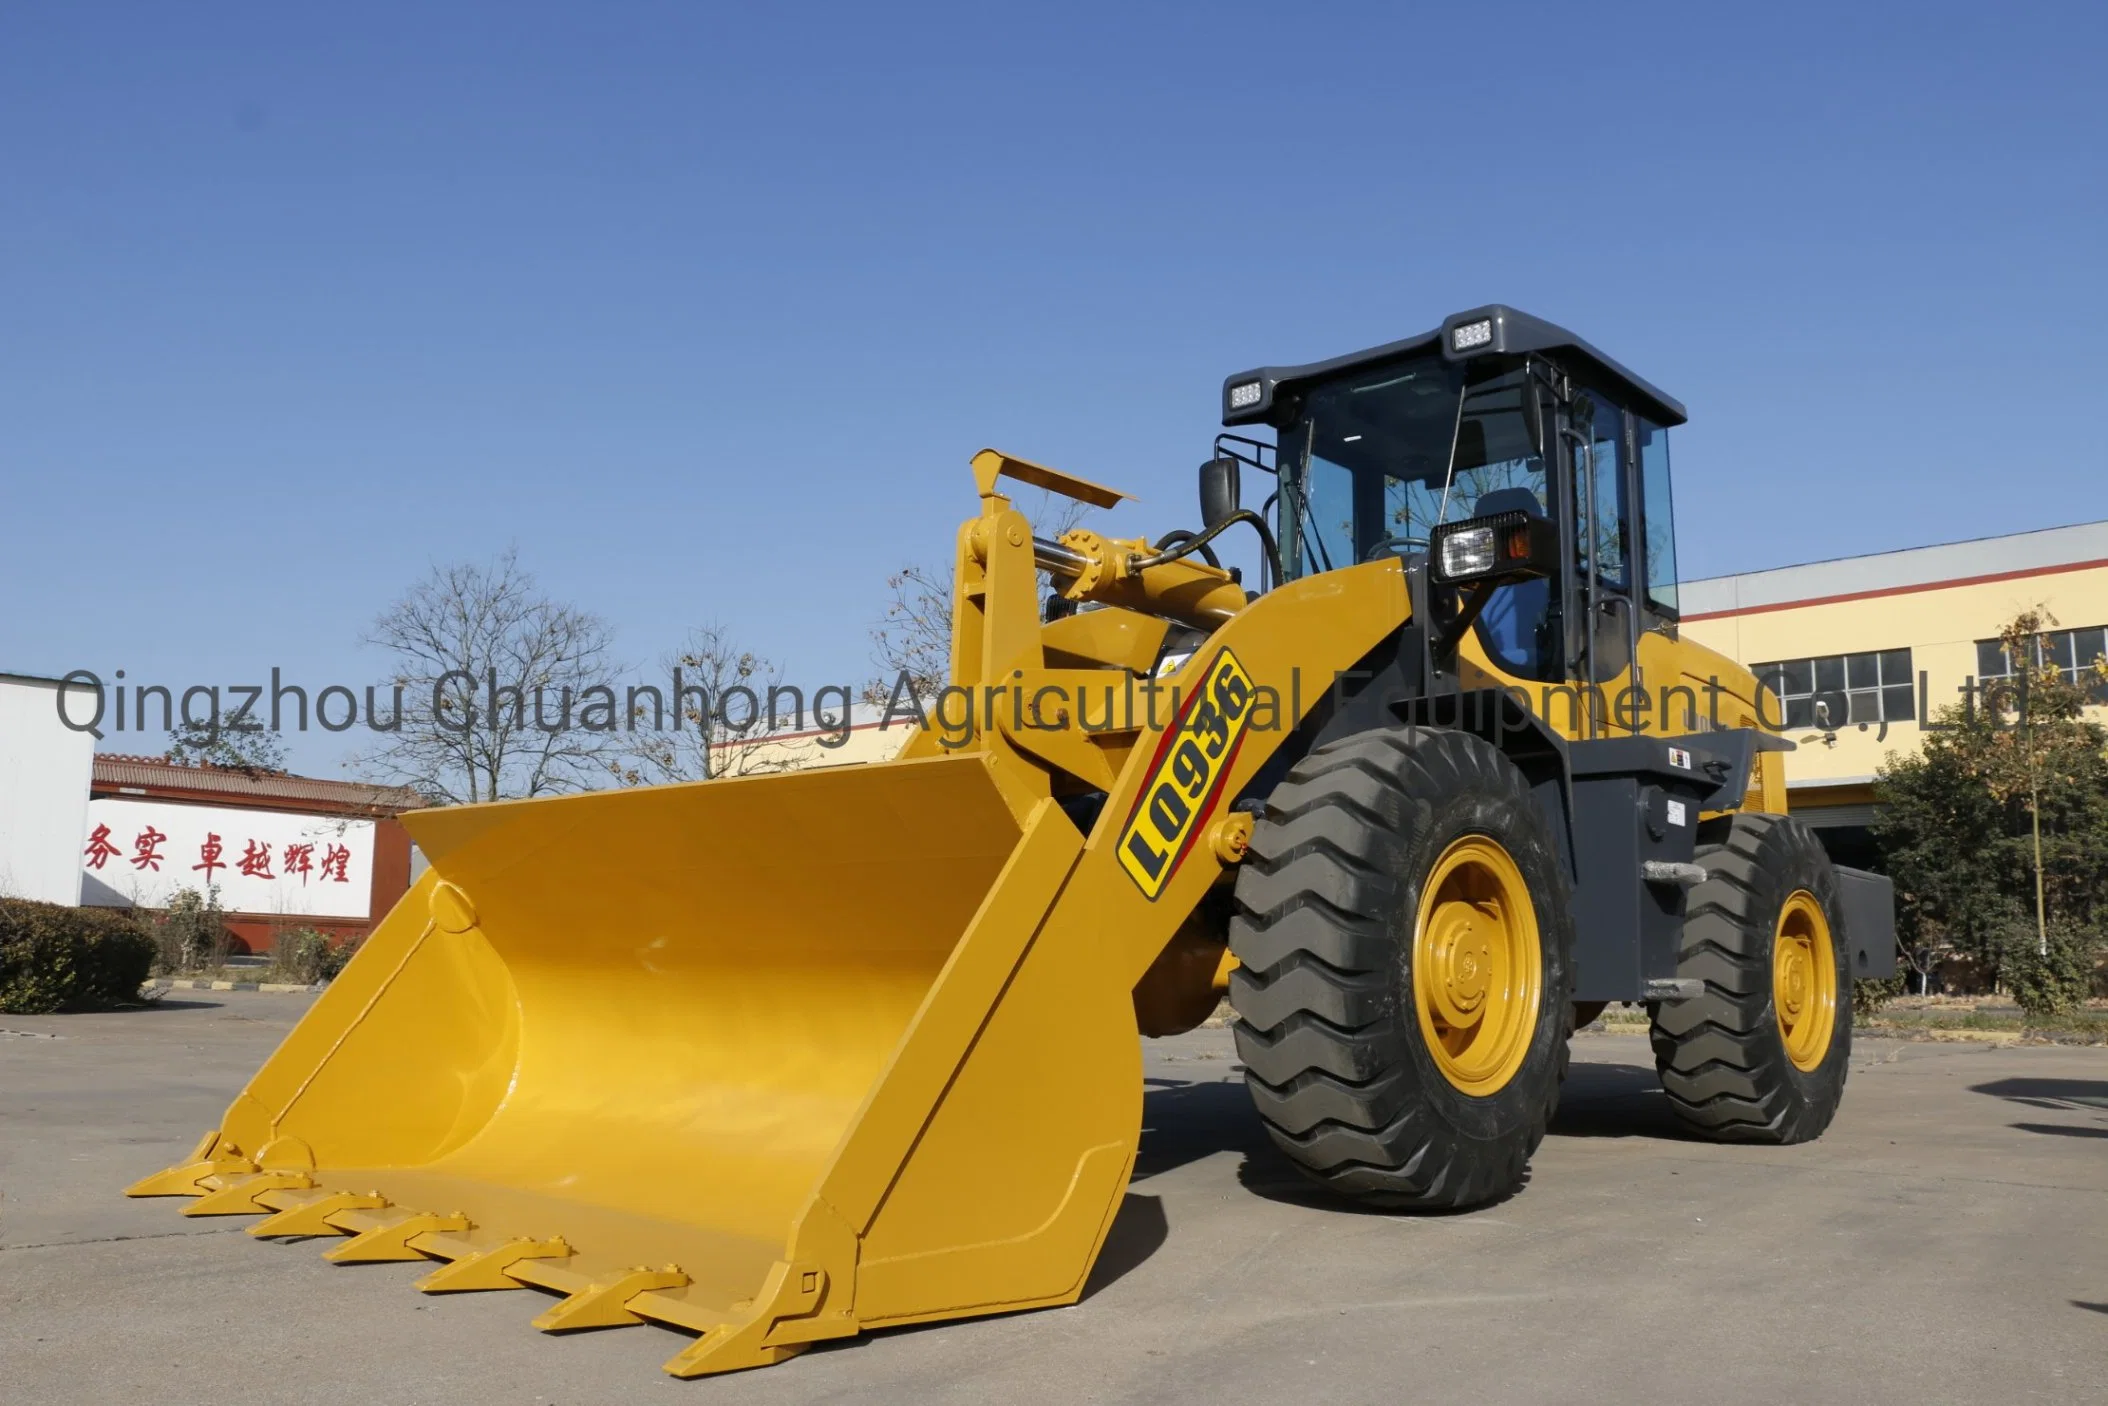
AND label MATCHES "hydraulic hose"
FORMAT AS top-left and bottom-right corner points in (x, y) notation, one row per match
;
(1130, 509), (1280, 592)
(1149, 529), (1222, 569)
